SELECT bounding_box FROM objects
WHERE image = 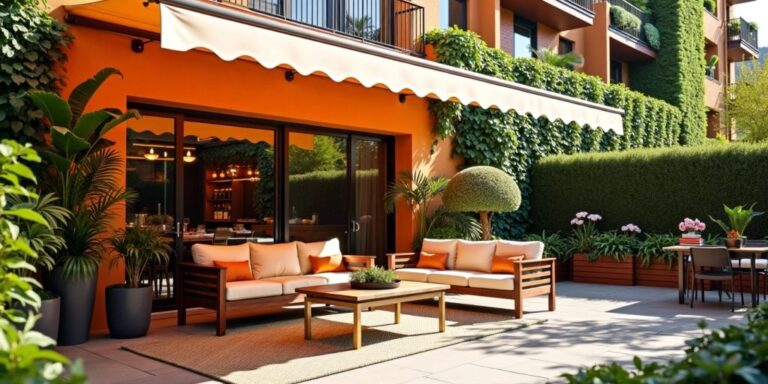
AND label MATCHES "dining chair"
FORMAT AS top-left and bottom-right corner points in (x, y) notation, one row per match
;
(213, 228), (233, 245)
(743, 239), (768, 300)
(689, 247), (737, 311)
